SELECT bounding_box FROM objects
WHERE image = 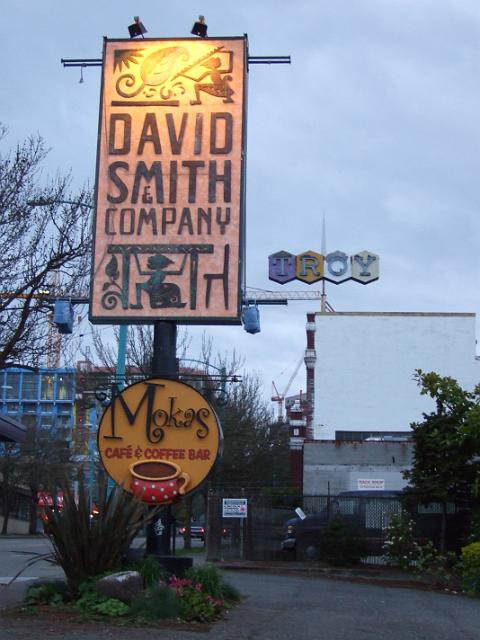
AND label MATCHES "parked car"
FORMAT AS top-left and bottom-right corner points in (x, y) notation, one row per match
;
(281, 491), (403, 560)
(178, 523), (206, 542)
